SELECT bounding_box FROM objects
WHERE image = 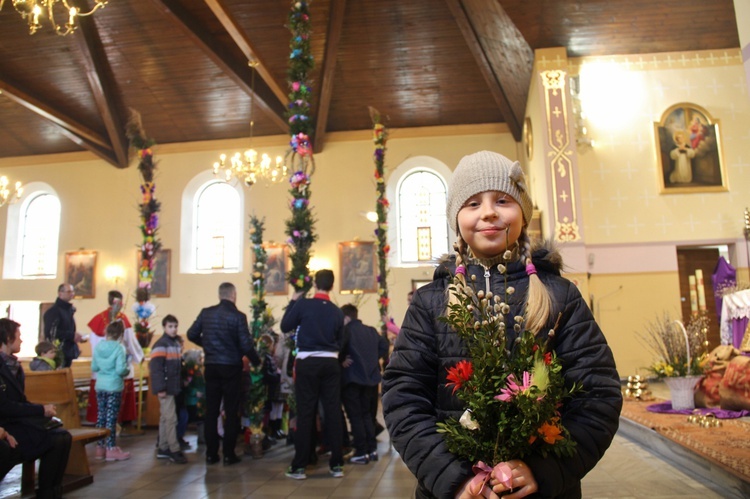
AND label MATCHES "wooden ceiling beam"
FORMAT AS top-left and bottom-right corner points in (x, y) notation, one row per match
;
(72, 0), (129, 168)
(204, 0), (289, 107)
(445, 0), (533, 141)
(312, 0), (347, 154)
(151, 0), (288, 132)
(0, 78), (111, 151)
(57, 127), (120, 166)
